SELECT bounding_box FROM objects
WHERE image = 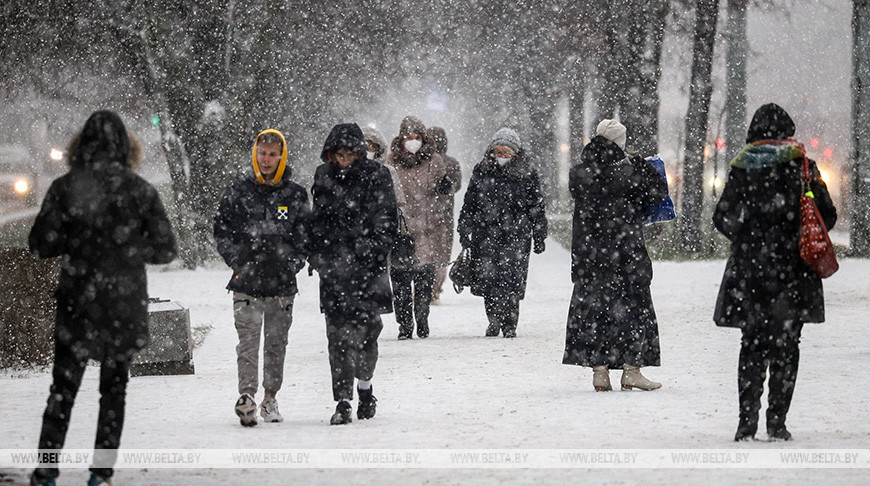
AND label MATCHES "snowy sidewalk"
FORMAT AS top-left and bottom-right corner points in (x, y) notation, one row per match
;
(2, 242), (869, 485)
